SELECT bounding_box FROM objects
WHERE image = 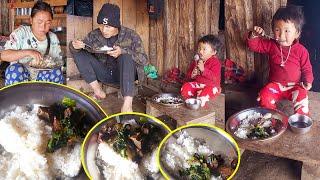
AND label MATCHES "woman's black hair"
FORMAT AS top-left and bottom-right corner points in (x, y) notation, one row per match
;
(198, 34), (222, 52)
(31, 1), (53, 19)
(272, 5), (305, 33)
